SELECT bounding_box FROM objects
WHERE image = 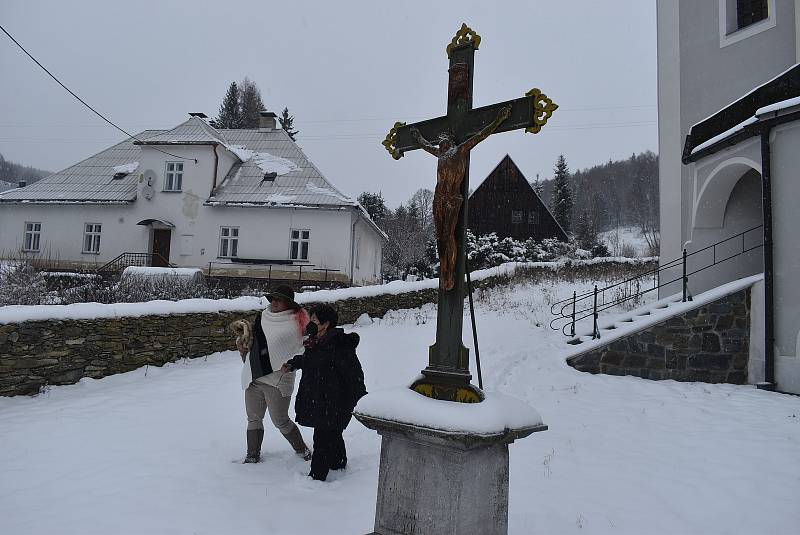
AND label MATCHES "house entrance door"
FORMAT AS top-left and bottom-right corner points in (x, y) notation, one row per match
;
(152, 229), (171, 267)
